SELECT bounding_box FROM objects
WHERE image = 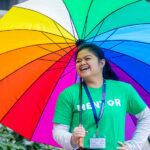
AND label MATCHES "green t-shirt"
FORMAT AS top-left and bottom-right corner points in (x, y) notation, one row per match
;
(53, 80), (146, 150)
